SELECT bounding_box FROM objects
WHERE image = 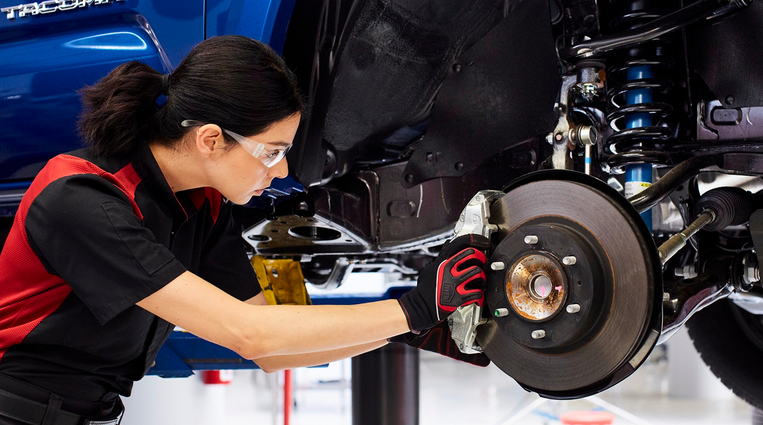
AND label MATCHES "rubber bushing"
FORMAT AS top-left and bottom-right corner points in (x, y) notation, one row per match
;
(695, 187), (755, 232)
